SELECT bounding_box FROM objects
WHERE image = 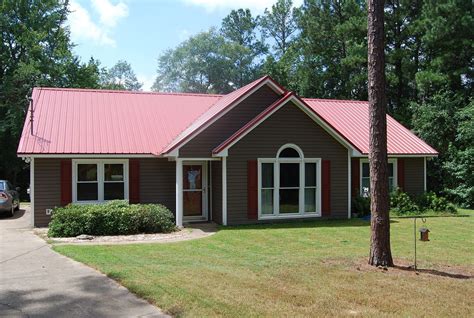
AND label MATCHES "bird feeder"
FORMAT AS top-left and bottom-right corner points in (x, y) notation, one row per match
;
(419, 227), (430, 241)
